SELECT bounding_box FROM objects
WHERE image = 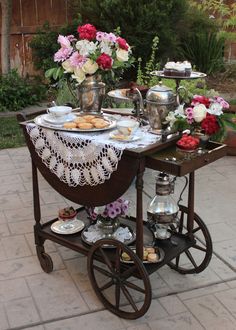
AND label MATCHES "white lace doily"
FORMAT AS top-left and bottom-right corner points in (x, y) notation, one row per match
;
(26, 120), (159, 187)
